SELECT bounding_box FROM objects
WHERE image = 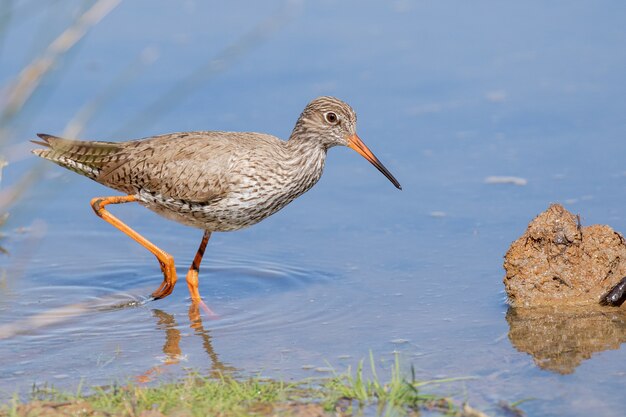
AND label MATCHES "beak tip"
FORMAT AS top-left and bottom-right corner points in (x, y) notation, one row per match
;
(348, 134), (402, 191)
